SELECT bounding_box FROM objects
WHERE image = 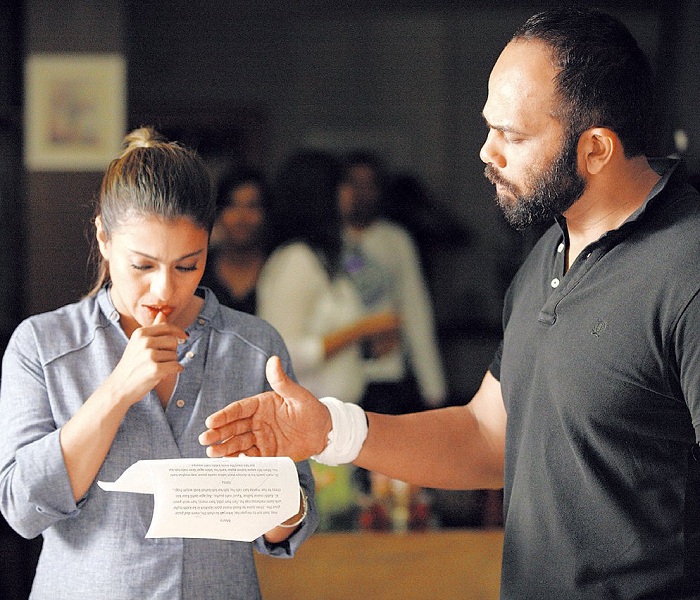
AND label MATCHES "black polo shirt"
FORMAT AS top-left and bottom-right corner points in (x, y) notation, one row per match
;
(491, 159), (700, 599)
